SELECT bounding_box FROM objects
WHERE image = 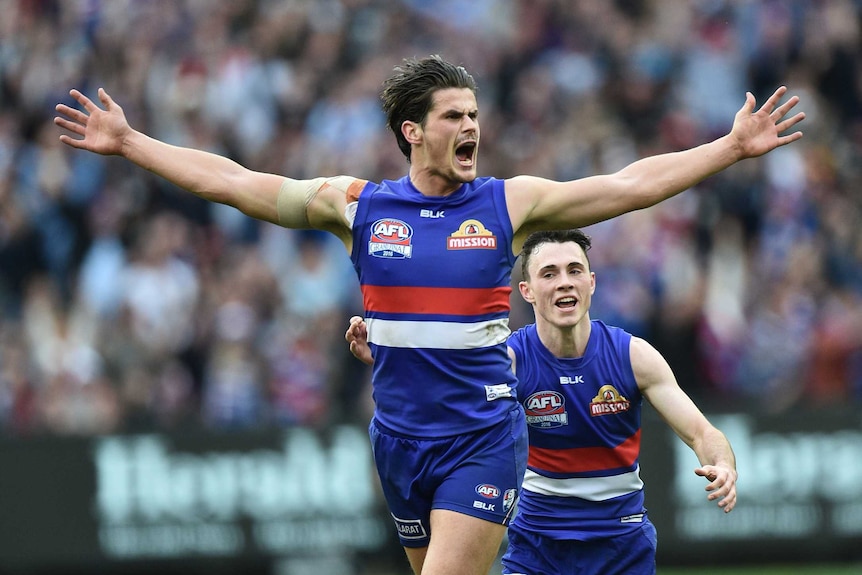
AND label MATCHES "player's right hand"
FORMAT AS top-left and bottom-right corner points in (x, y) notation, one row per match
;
(345, 316), (373, 365)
